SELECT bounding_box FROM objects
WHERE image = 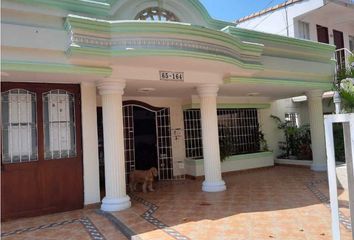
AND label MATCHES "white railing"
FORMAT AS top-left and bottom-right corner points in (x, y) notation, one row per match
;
(335, 48), (353, 72)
